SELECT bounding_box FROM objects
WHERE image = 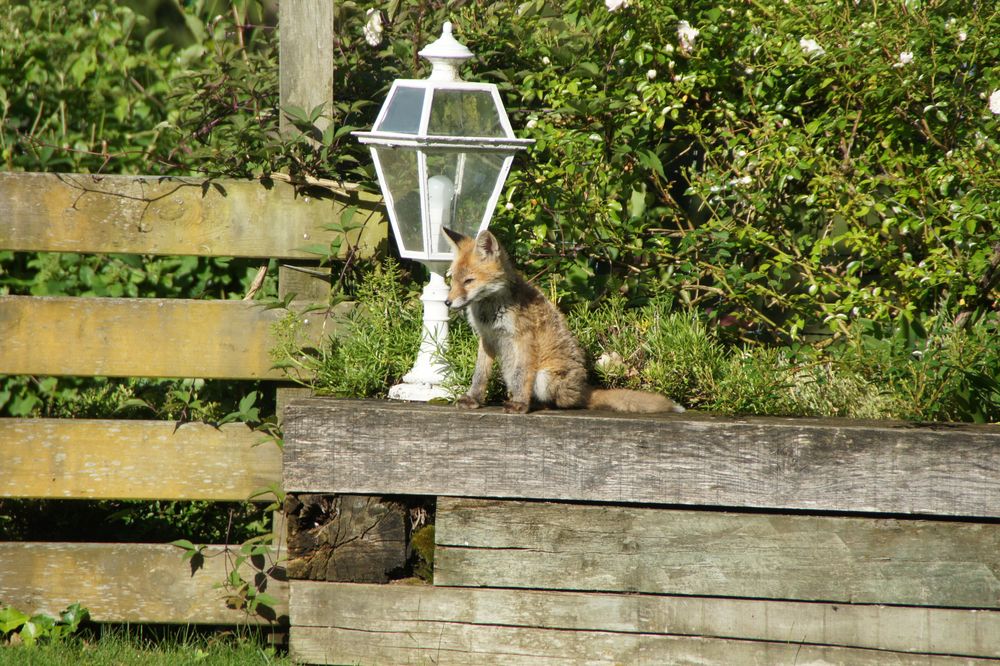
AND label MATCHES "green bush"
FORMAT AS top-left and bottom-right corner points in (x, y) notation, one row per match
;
(1, 1), (174, 173)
